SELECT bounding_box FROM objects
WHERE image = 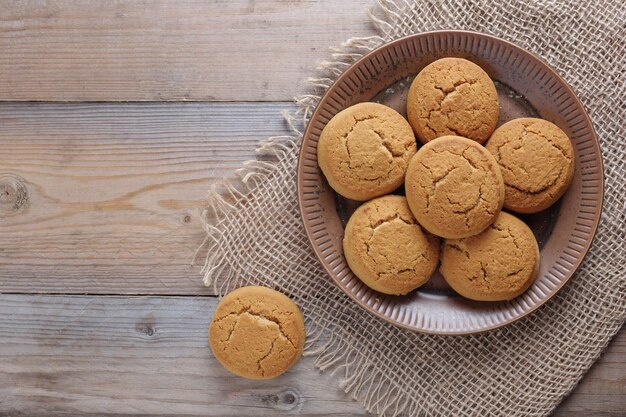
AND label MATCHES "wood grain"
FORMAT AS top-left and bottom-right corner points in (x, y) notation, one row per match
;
(0, 294), (367, 416)
(0, 294), (623, 416)
(0, 1), (623, 412)
(0, 102), (291, 294)
(0, 0), (372, 102)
